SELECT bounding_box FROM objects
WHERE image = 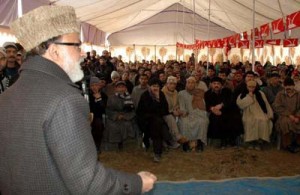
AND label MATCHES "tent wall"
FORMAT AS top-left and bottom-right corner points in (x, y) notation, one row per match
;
(107, 44), (300, 66)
